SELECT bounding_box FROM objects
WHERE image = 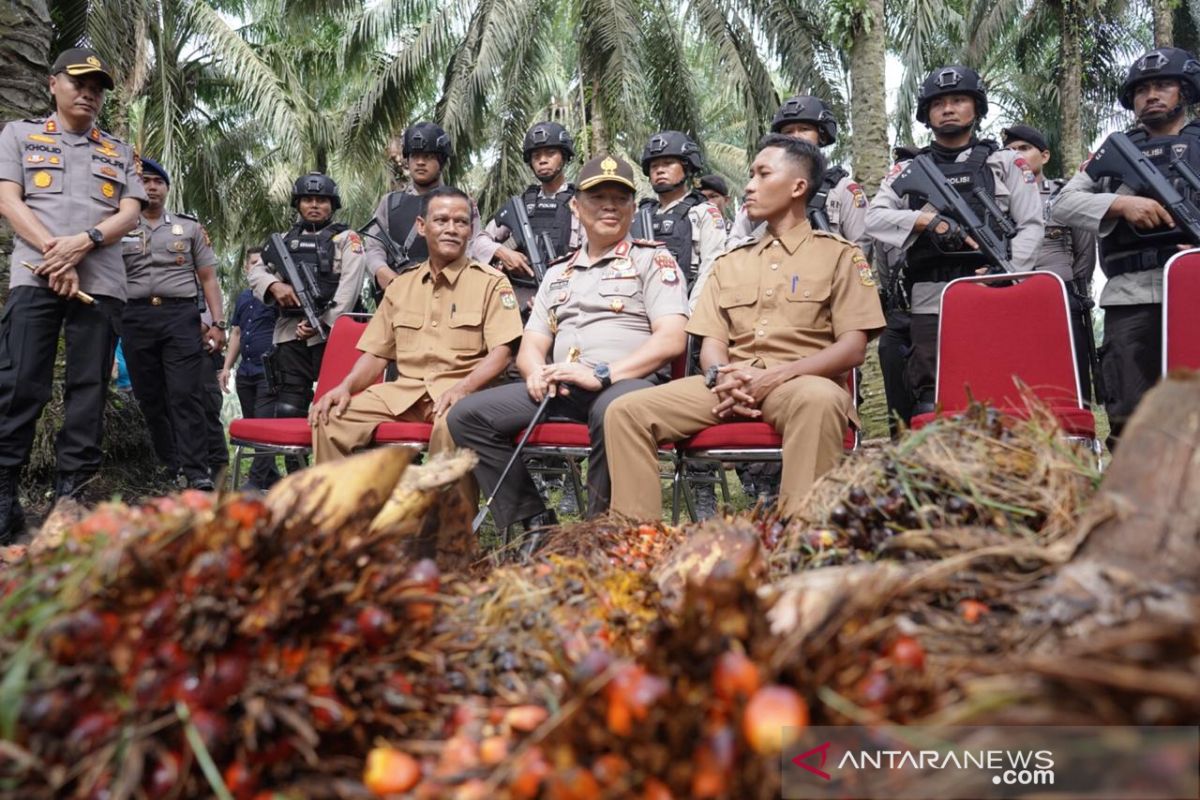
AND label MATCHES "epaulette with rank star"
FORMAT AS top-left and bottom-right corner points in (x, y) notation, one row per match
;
(630, 238), (664, 247)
